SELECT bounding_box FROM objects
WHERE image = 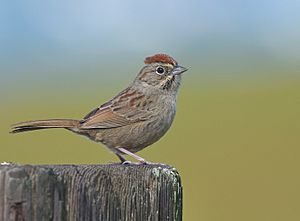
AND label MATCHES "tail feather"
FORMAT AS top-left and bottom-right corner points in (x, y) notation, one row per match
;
(11, 119), (80, 134)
